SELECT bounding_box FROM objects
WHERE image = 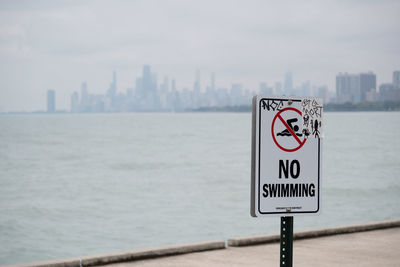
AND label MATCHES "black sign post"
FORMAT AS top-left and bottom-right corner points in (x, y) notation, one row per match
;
(280, 216), (293, 267)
